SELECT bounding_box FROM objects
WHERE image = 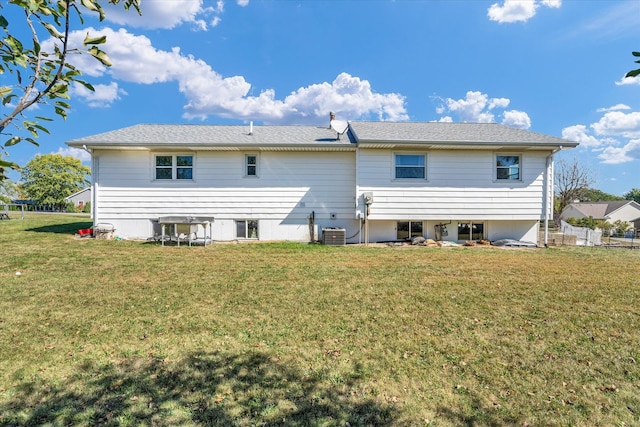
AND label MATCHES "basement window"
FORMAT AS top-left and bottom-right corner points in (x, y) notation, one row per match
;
(236, 220), (259, 239)
(155, 154), (193, 180)
(458, 222), (484, 241)
(397, 221), (423, 240)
